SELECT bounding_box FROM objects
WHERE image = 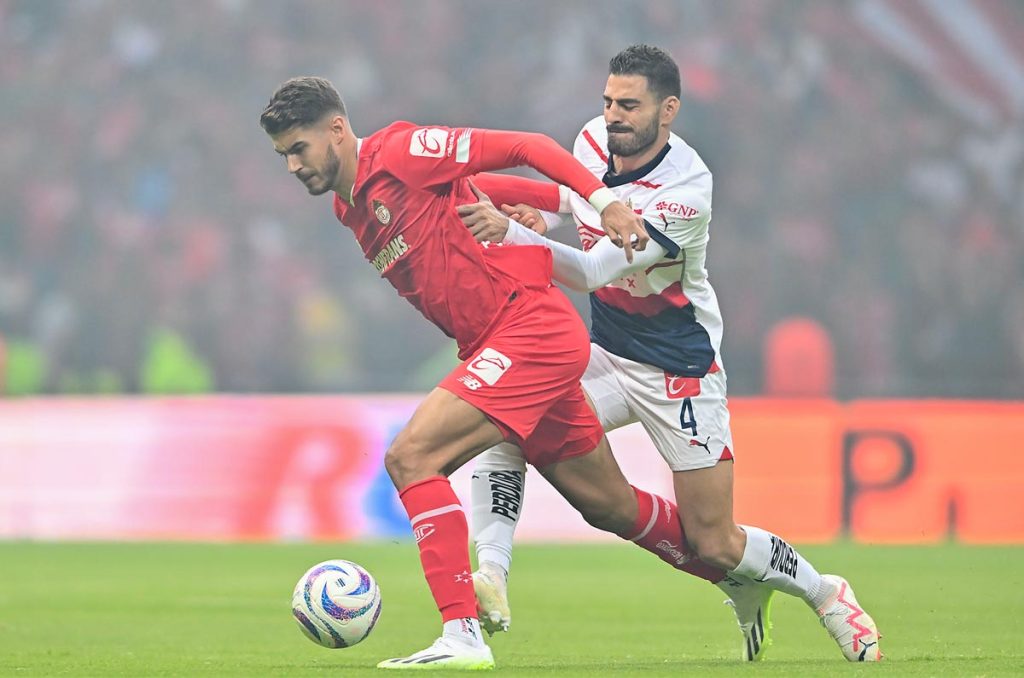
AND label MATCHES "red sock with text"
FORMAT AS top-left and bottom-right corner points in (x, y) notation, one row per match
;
(620, 486), (725, 583)
(399, 476), (478, 622)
